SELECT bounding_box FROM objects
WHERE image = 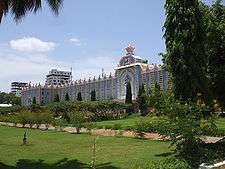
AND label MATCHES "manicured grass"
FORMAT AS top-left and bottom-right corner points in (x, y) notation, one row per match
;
(94, 114), (141, 129)
(95, 114), (225, 134)
(217, 118), (225, 130)
(0, 126), (171, 169)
